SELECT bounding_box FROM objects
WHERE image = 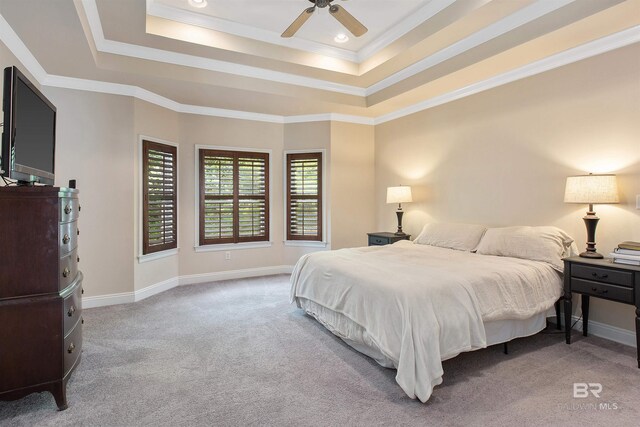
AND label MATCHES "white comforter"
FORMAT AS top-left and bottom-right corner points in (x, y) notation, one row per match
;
(290, 240), (562, 402)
